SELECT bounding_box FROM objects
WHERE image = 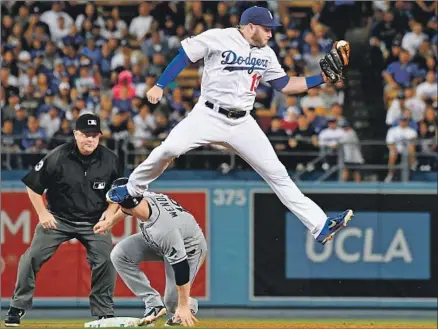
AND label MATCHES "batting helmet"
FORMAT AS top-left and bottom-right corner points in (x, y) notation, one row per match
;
(111, 177), (142, 209)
